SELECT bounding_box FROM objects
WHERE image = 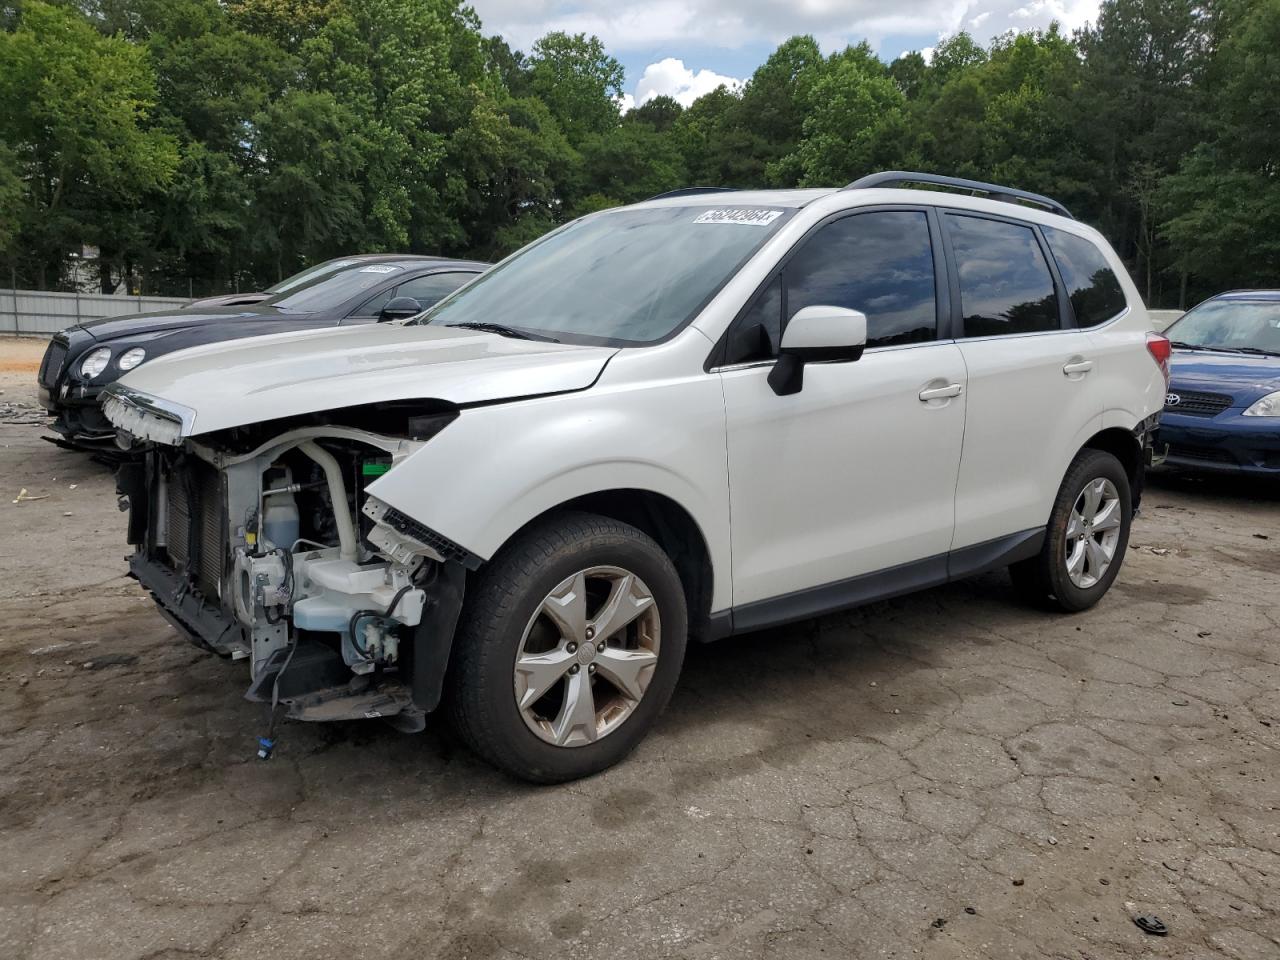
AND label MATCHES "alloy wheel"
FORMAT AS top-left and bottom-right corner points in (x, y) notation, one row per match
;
(513, 566), (661, 747)
(1064, 477), (1122, 589)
